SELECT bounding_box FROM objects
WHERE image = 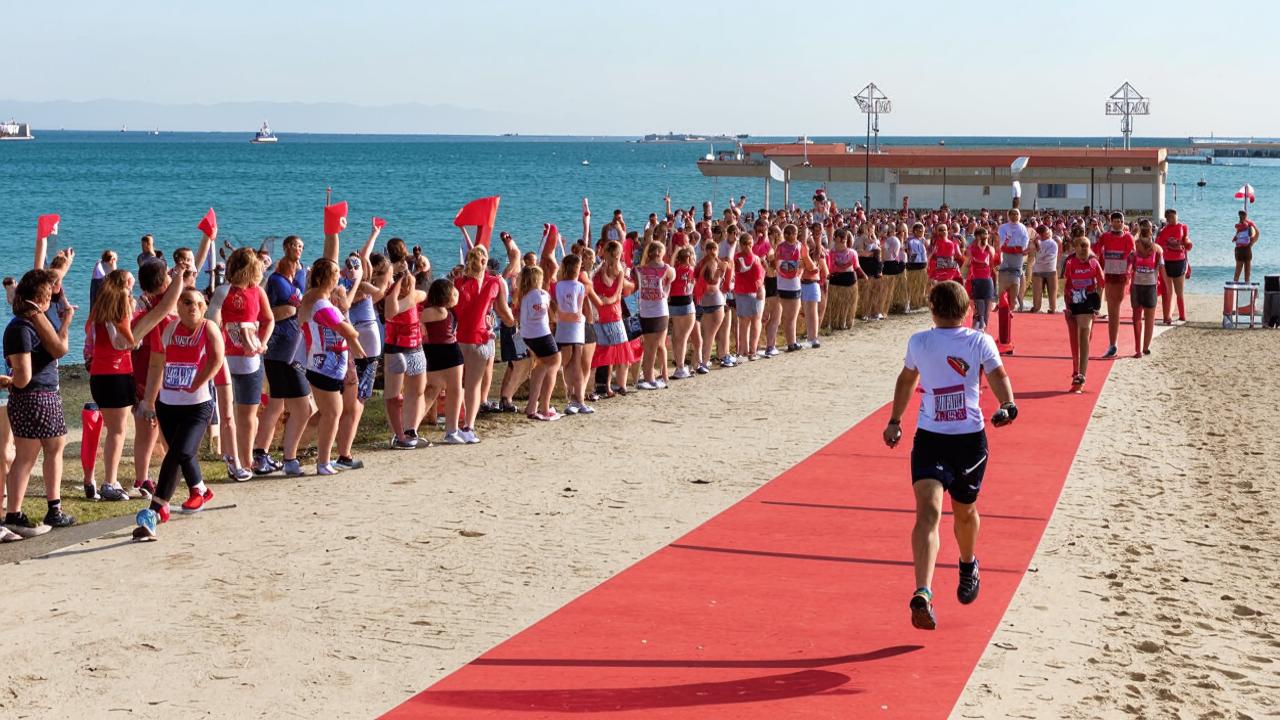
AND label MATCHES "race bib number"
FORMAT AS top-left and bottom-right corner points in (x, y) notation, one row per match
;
(1103, 252), (1127, 275)
(1071, 288), (1088, 304)
(932, 384), (967, 423)
(163, 362), (198, 392)
(1236, 230), (1252, 246)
